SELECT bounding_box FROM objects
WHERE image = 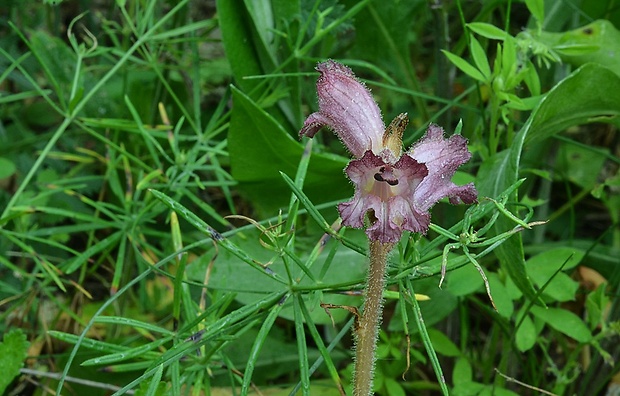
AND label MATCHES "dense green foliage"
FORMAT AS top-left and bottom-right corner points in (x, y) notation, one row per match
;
(1, 0), (619, 395)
